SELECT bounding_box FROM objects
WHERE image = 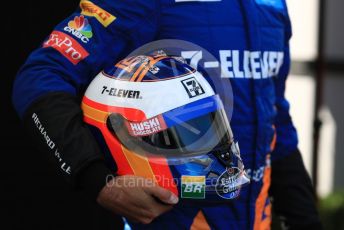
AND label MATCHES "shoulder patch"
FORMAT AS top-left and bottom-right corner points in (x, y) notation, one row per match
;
(80, 0), (116, 27)
(43, 31), (89, 65)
